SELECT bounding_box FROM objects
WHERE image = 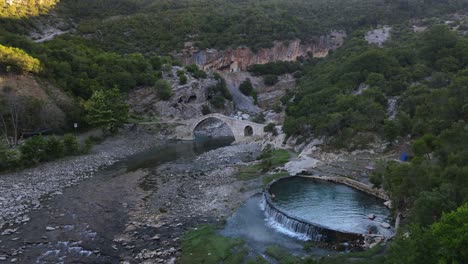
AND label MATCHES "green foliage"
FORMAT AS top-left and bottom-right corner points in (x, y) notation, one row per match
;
(252, 113), (266, 124)
(263, 74), (279, 85)
(209, 95), (225, 109)
(265, 245), (302, 264)
(70, 0), (464, 53)
(249, 61), (303, 76)
(258, 147), (290, 172)
(1, 133), (87, 171)
(264, 123), (276, 133)
(383, 119), (401, 143)
(285, 26), (468, 143)
(0, 140), (19, 171)
(153, 79), (173, 100)
(236, 164), (262, 181)
(239, 78), (254, 96)
(0, 0), (59, 19)
(376, 122), (467, 226)
(201, 104), (211, 115)
(0, 44), (40, 74)
(19, 136), (47, 165)
(186, 64), (207, 79)
(208, 76), (232, 108)
(0, 34), (163, 99)
(179, 74), (188, 85)
(262, 172), (289, 187)
(63, 134), (80, 155)
(387, 203), (468, 264)
(45, 136), (65, 160)
(84, 88), (129, 133)
(209, 76), (232, 101)
(180, 225), (246, 264)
